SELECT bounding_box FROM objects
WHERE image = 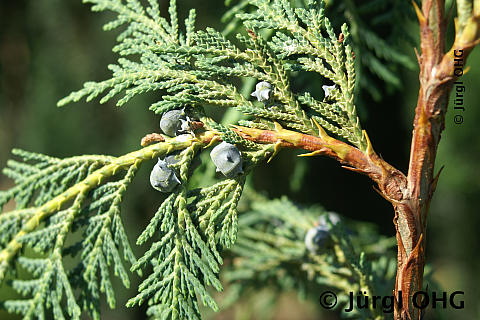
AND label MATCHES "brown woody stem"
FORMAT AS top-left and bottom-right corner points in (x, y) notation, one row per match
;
(231, 124), (407, 203)
(394, 1), (480, 319)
